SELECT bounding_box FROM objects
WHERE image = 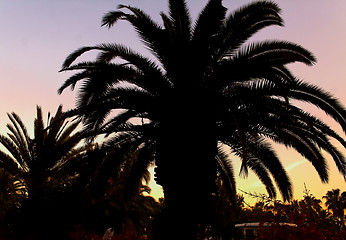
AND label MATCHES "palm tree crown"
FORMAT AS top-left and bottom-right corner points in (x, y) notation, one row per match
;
(323, 189), (346, 227)
(0, 105), (89, 197)
(0, 105), (92, 238)
(59, 0), (346, 238)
